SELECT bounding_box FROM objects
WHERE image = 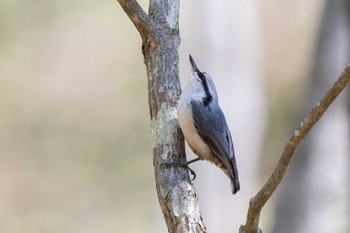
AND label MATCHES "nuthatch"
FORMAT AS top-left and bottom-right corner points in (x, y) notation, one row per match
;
(177, 55), (240, 194)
